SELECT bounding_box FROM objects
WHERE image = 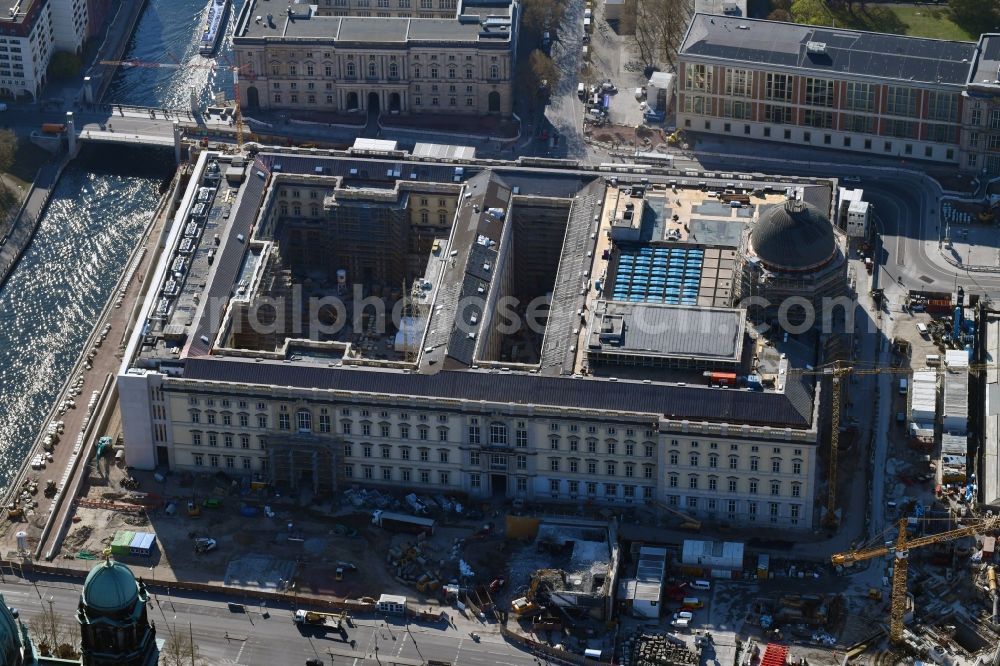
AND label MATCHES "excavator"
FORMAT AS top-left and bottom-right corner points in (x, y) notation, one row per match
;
(511, 569), (563, 617)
